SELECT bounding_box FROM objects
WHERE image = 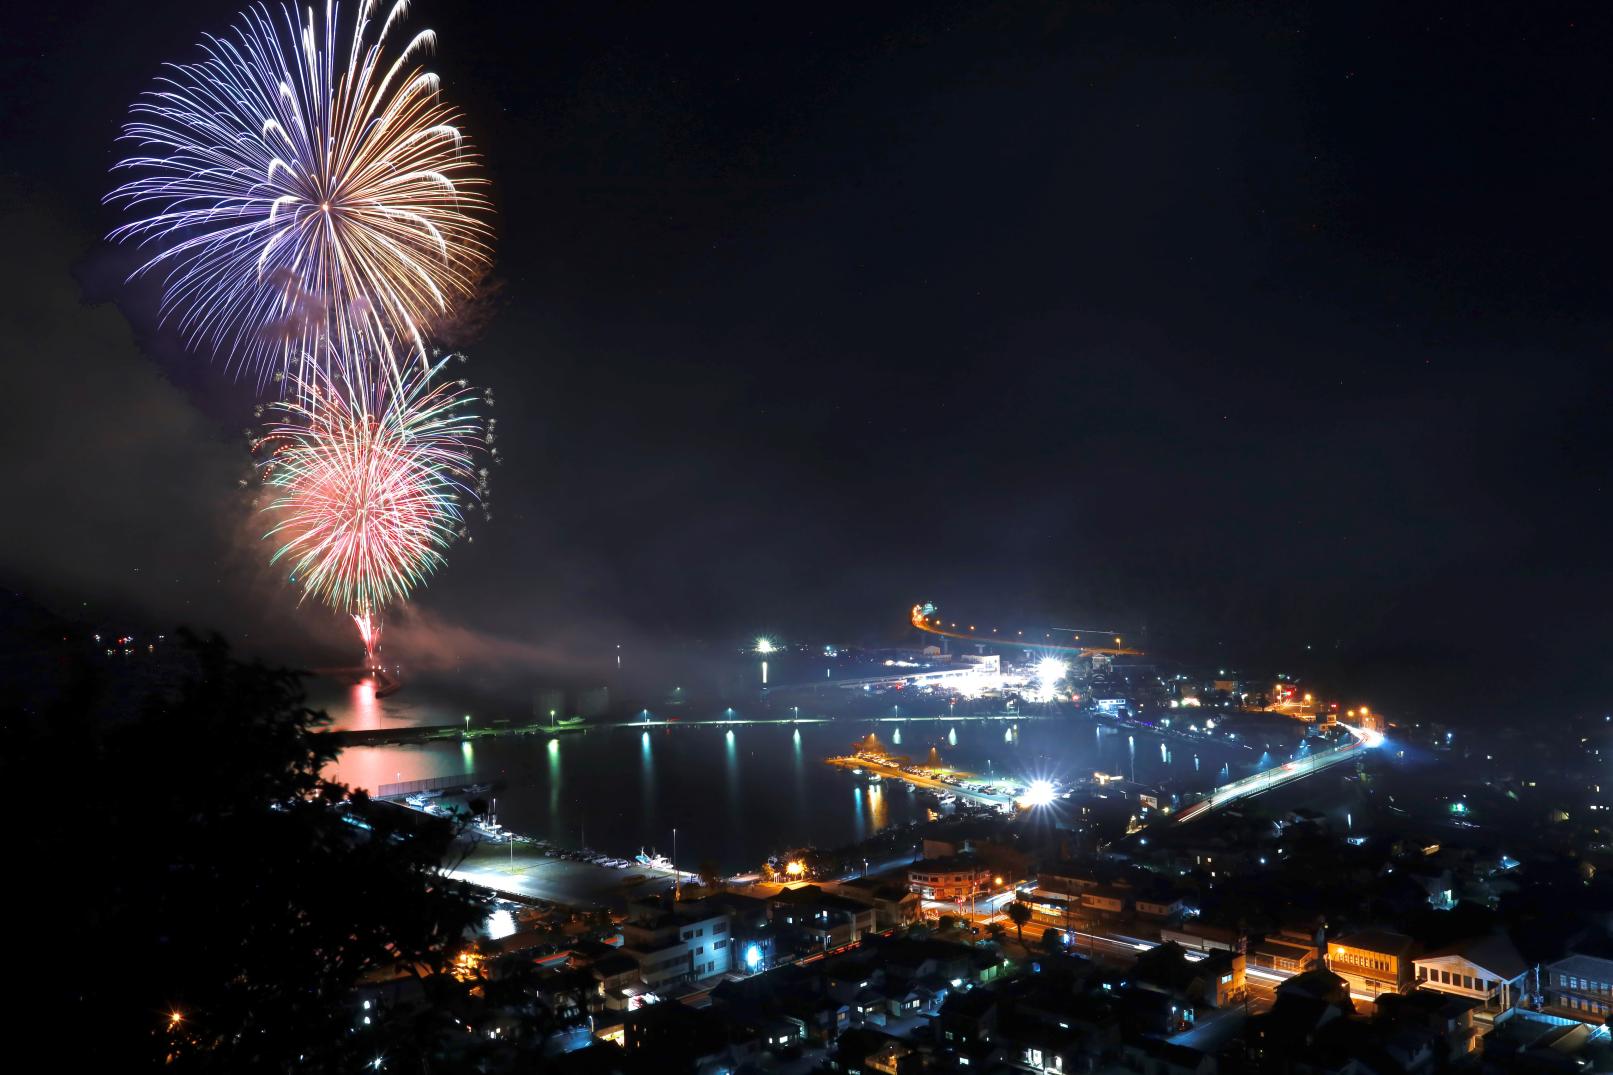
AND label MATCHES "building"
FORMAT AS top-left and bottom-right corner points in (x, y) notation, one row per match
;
(768, 885), (878, 953)
(1326, 930), (1416, 998)
(1412, 934), (1528, 1023)
(1375, 989), (1482, 1060)
(1135, 890), (1186, 919)
(1251, 936), (1319, 975)
(619, 897), (733, 989)
(907, 856), (993, 903)
(836, 876), (924, 929)
(1543, 953), (1613, 1021)
(1080, 884), (1131, 916)
(697, 890), (777, 973)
